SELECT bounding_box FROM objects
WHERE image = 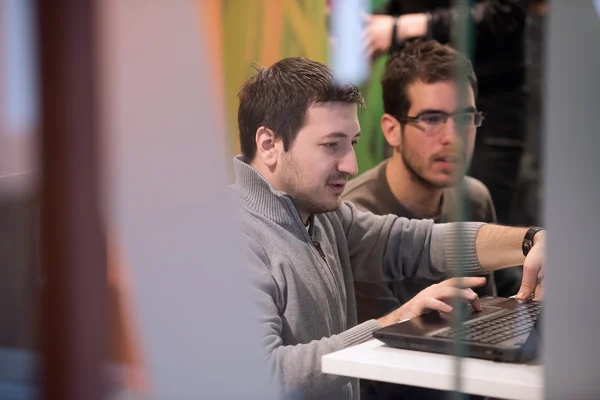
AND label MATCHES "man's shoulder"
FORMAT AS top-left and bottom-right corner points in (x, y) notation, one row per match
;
(453, 176), (496, 223)
(463, 176), (493, 203)
(342, 162), (386, 213)
(344, 164), (382, 195)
